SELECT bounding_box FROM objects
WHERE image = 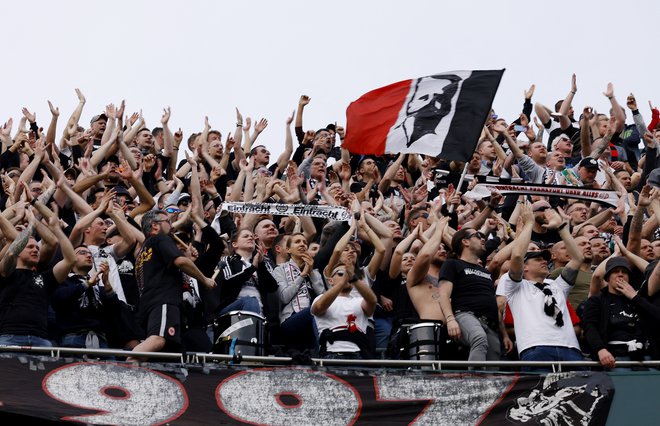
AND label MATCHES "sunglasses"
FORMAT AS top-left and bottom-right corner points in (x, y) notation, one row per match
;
(165, 207), (182, 214)
(468, 231), (486, 240)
